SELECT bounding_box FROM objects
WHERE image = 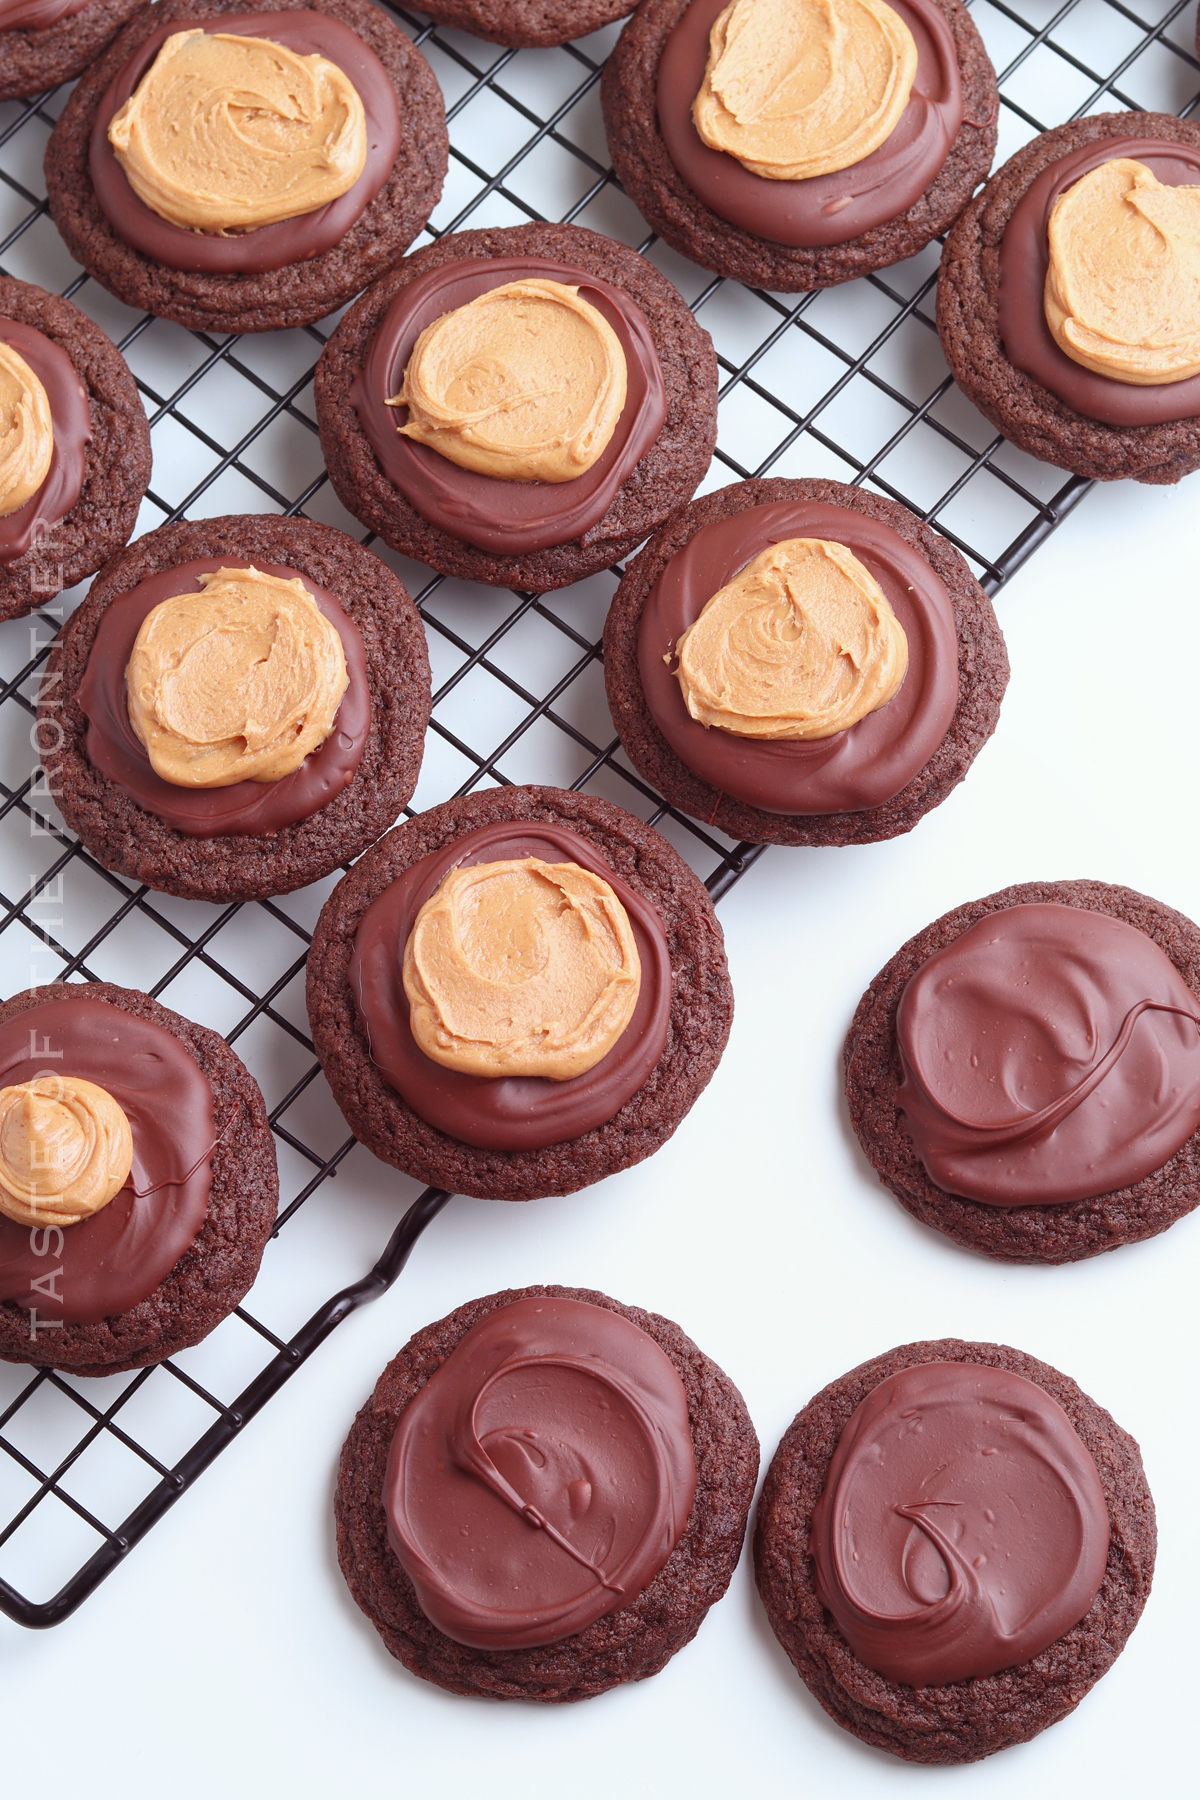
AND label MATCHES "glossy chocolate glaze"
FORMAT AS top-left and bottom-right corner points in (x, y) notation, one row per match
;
(809, 1360), (1110, 1687)
(998, 137), (1200, 426)
(350, 255), (668, 555)
(349, 820), (673, 1151)
(896, 903), (1200, 1204)
(0, 317), (91, 566)
(88, 11), (402, 275)
(638, 498), (959, 813)
(75, 555), (370, 838)
(0, 995), (215, 1325)
(655, 0), (963, 249)
(0, 0), (87, 27)
(384, 1294), (698, 1649)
